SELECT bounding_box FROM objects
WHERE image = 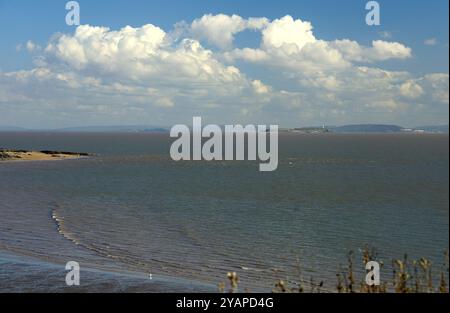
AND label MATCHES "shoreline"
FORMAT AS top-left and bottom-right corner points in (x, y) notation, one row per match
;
(0, 149), (91, 162)
(0, 250), (215, 293)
